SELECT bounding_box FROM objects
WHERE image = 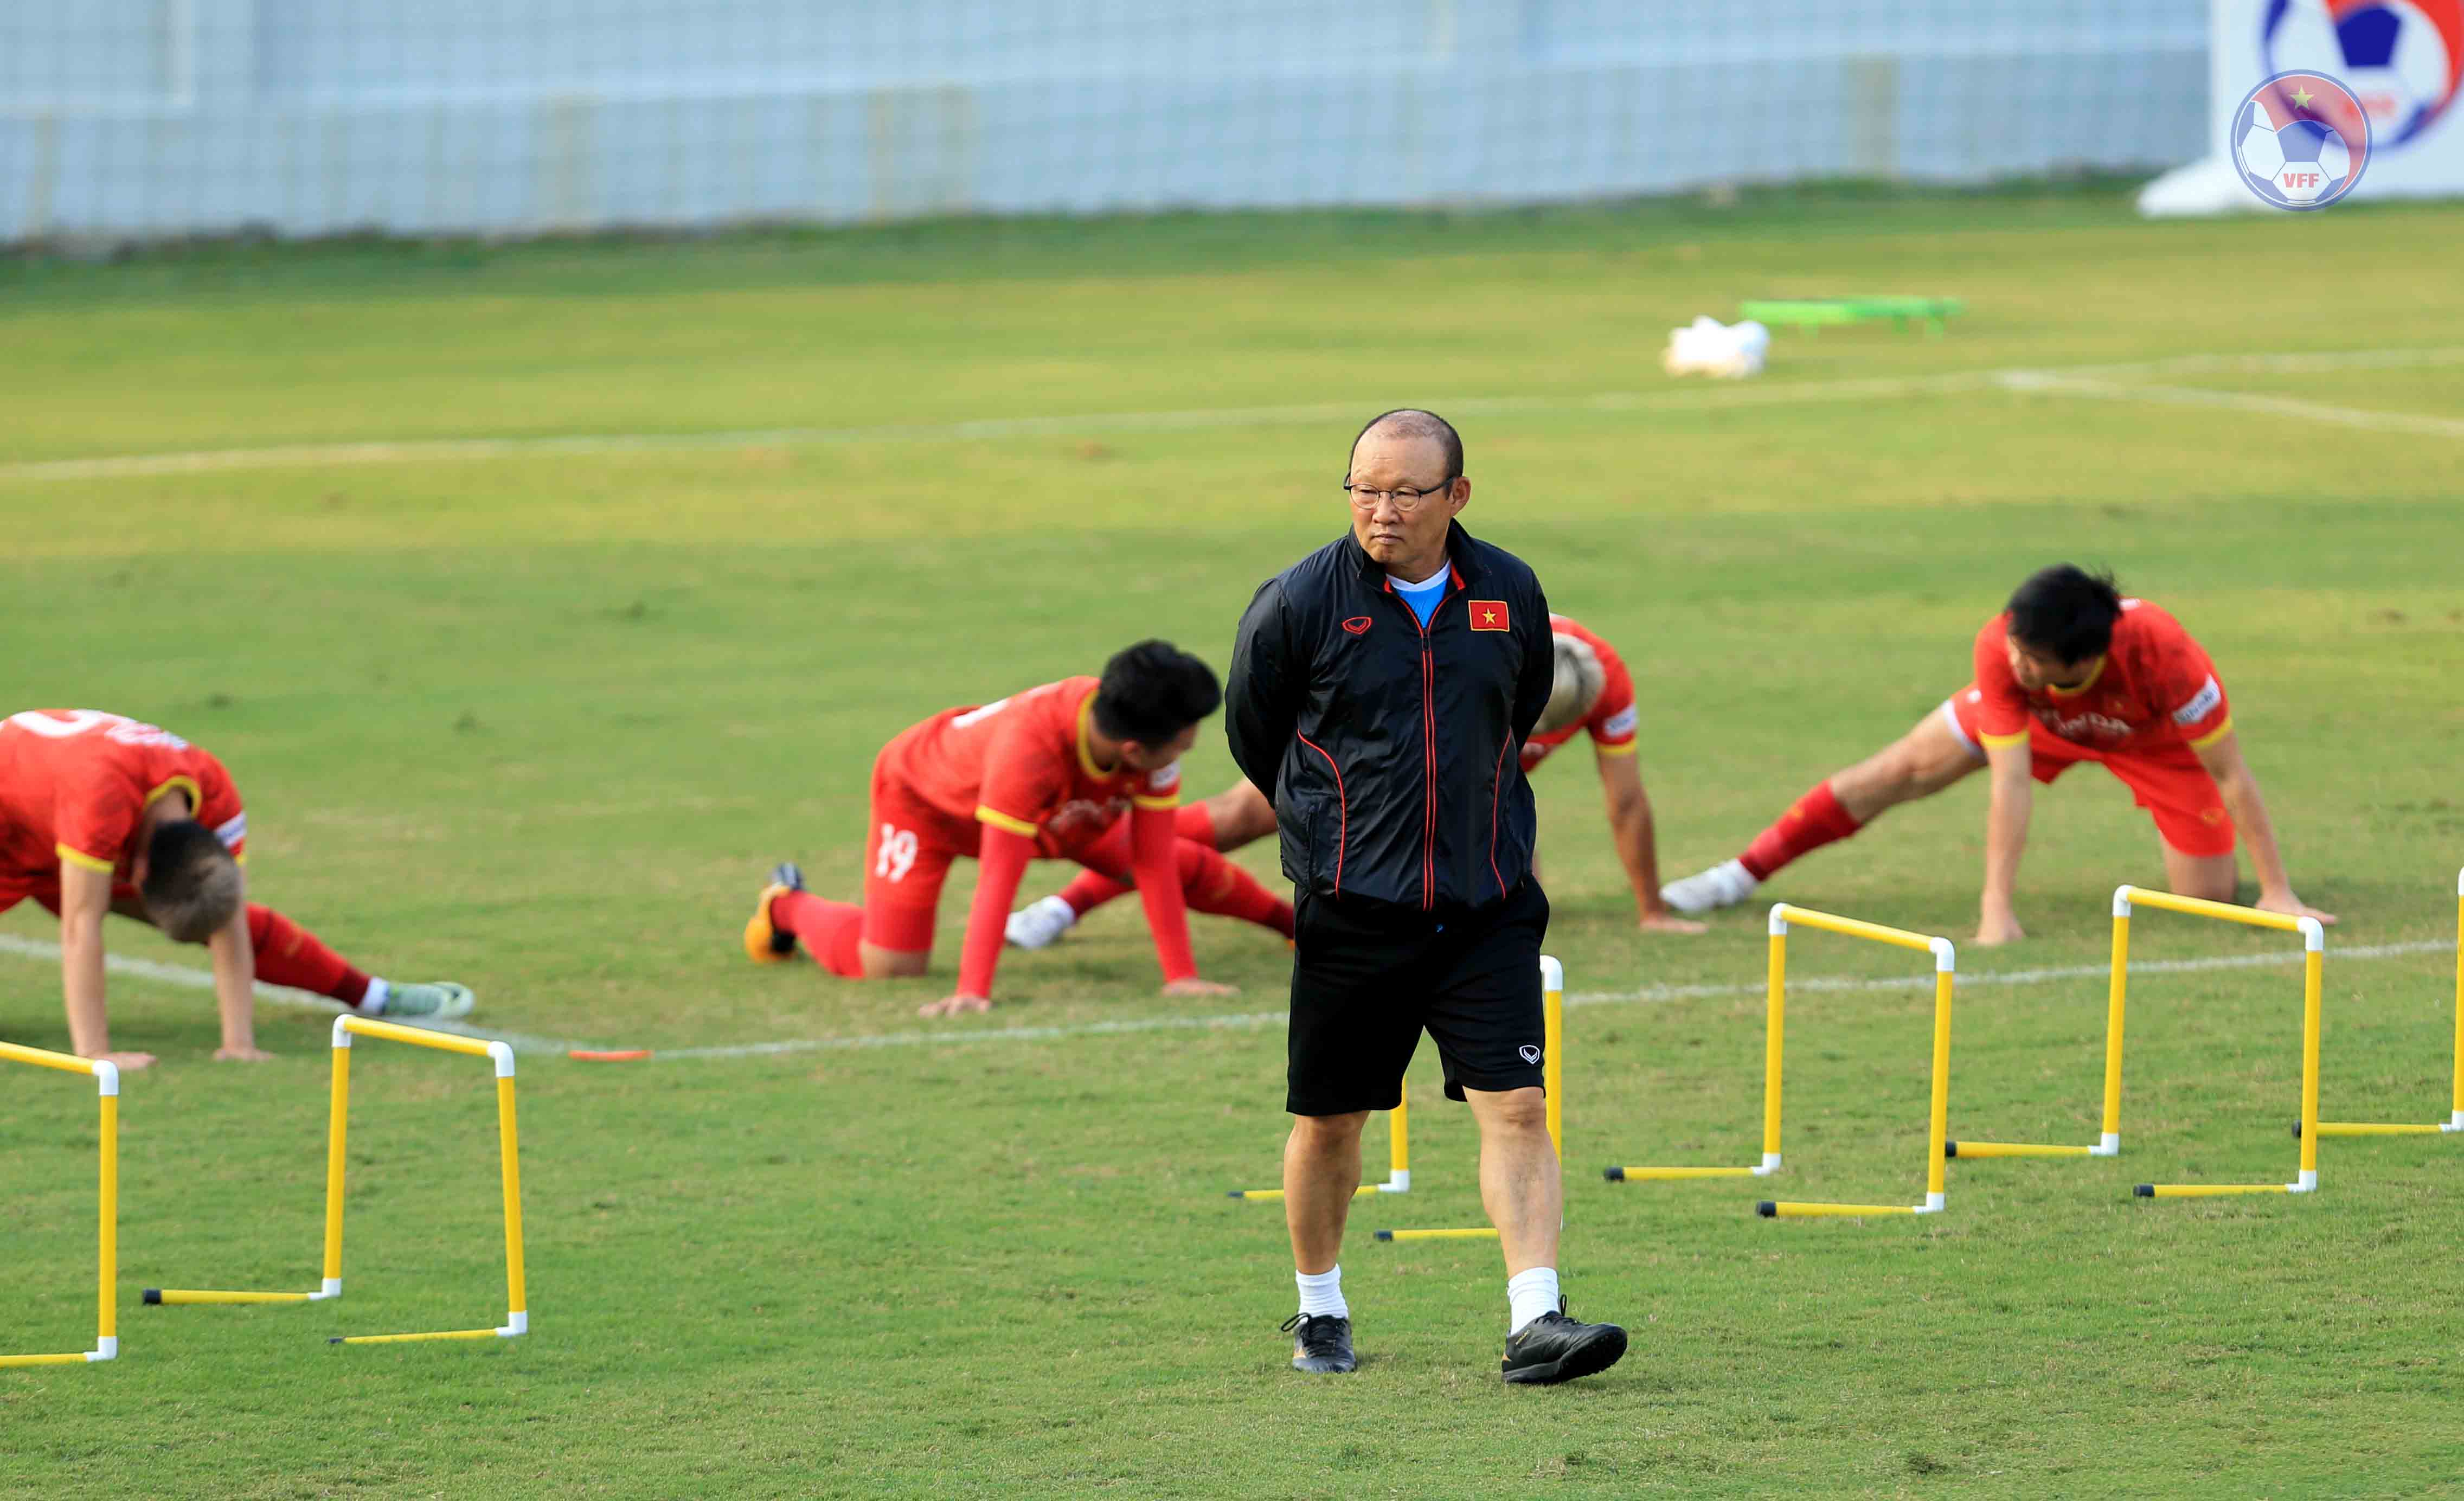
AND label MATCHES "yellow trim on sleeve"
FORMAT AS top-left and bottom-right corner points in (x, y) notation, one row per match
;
(1592, 740), (1640, 758)
(974, 806), (1041, 838)
(143, 776), (201, 813)
(1977, 730), (2032, 749)
(2186, 716), (2236, 752)
(55, 843), (115, 873)
(1132, 794), (1182, 811)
